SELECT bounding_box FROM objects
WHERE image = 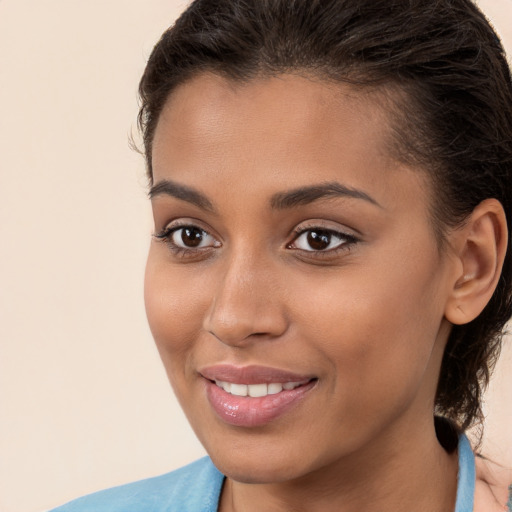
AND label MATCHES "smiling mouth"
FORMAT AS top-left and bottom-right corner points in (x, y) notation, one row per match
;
(213, 380), (313, 397)
(202, 369), (318, 426)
